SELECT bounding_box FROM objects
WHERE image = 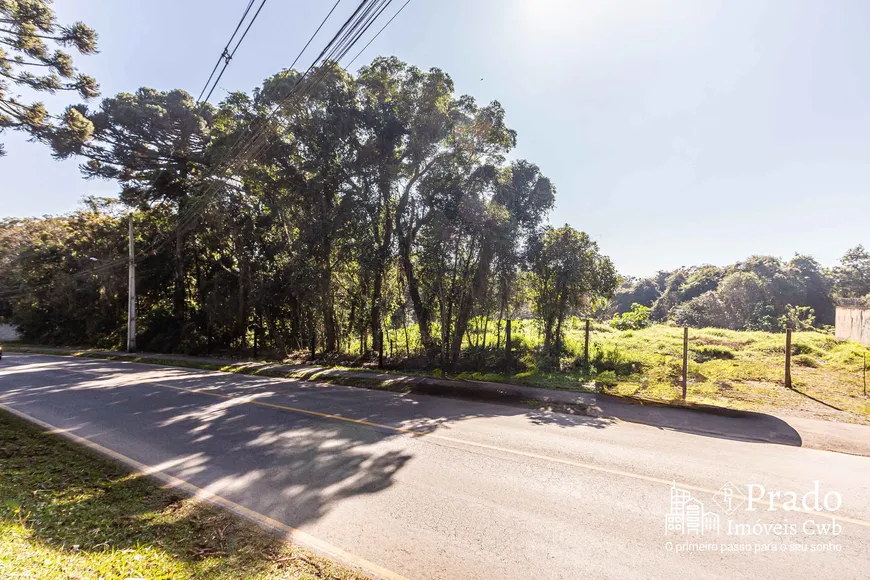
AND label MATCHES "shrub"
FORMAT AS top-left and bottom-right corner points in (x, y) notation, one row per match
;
(611, 303), (652, 330)
(595, 370), (618, 389)
(692, 345), (735, 362)
(671, 291), (731, 328)
(746, 304), (779, 332)
(510, 333), (534, 354)
(778, 305), (816, 331)
(561, 334), (583, 357)
(590, 343), (641, 376)
(793, 354), (820, 368)
(791, 342), (825, 358)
